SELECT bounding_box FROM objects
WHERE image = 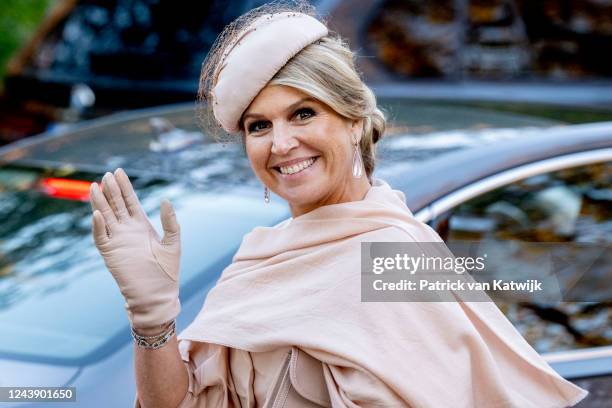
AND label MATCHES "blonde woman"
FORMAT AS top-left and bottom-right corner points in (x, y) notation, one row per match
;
(90, 1), (588, 407)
